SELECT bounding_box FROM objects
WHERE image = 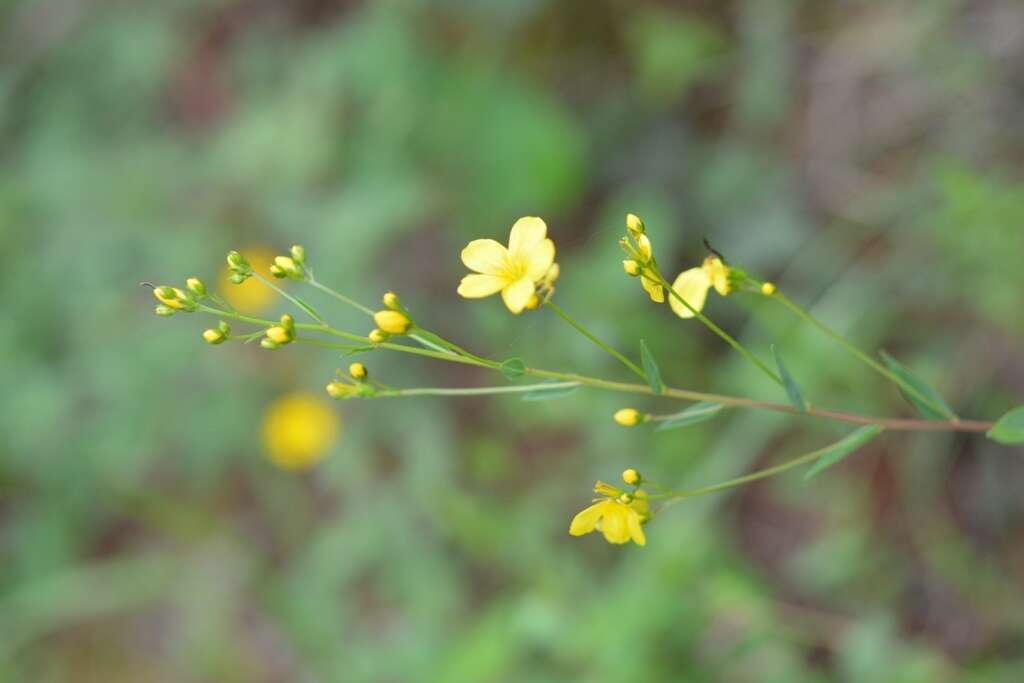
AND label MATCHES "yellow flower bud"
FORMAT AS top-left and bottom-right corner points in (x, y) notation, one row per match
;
(186, 277), (207, 297)
(382, 292), (401, 310)
(290, 245), (305, 264)
(622, 468), (642, 486)
(368, 329), (389, 344)
(349, 362), (368, 380)
(261, 338), (280, 350)
(374, 310), (411, 335)
(626, 213), (645, 237)
(623, 259), (642, 277)
(524, 294), (541, 311)
(203, 329), (226, 345)
(266, 326), (293, 345)
(636, 234), (653, 262)
(279, 314), (295, 331)
(226, 250), (249, 270)
(153, 286), (183, 310)
(269, 264), (287, 279)
(154, 305), (176, 317)
(618, 492), (634, 504)
(326, 381), (354, 399)
(761, 281), (776, 296)
(614, 408), (643, 427)
(542, 263), (560, 287)
(274, 256), (296, 271)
